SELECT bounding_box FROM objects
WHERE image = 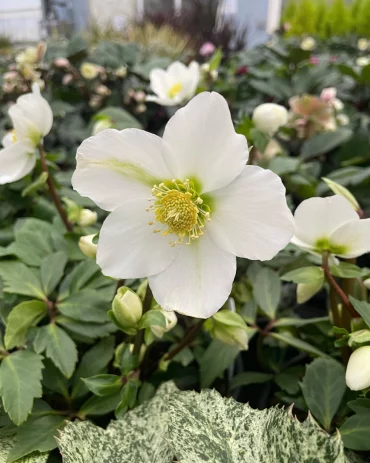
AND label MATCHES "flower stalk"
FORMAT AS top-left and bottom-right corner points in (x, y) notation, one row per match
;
(132, 286), (153, 356)
(38, 143), (73, 232)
